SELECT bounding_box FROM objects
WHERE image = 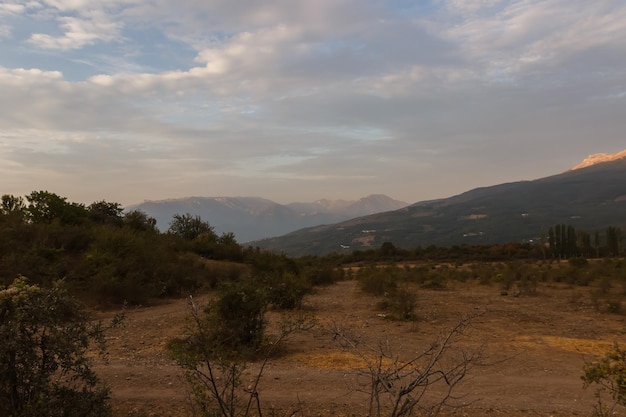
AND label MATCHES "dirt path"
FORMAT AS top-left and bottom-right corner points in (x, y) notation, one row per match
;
(93, 279), (626, 417)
